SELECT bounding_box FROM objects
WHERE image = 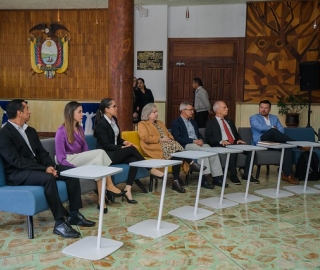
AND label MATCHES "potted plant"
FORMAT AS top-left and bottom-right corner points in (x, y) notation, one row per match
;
(277, 94), (308, 127)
